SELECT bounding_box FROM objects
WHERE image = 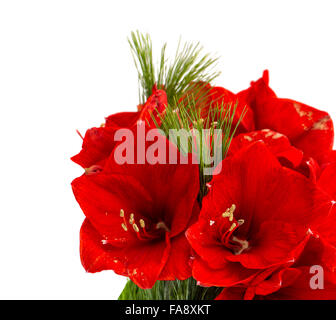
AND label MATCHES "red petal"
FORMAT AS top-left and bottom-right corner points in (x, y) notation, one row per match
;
(265, 266), (336, 300)
(296, 234), (336, 272)
(80, 219), (170, 289)
(319, 150), (336, 169)
(295, 156), (320, 182)
(229, 129), (303, 167)
(236, 70), (277, 116)
(192, 257), (256, 287)
(318, 162), (336, 199)
(71, 126), (117, 168)
(139, 86), (167, 128)
(186, 219), (233, 269)
(80, 219), (127, 274)
(159, 233), (192, 281)
(215, 287), (245, 300)
(255, 268), (302, 296)
(72, 173), (154, 242)
(72, 112), (143, 168)
(105, 111), (140, 128)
